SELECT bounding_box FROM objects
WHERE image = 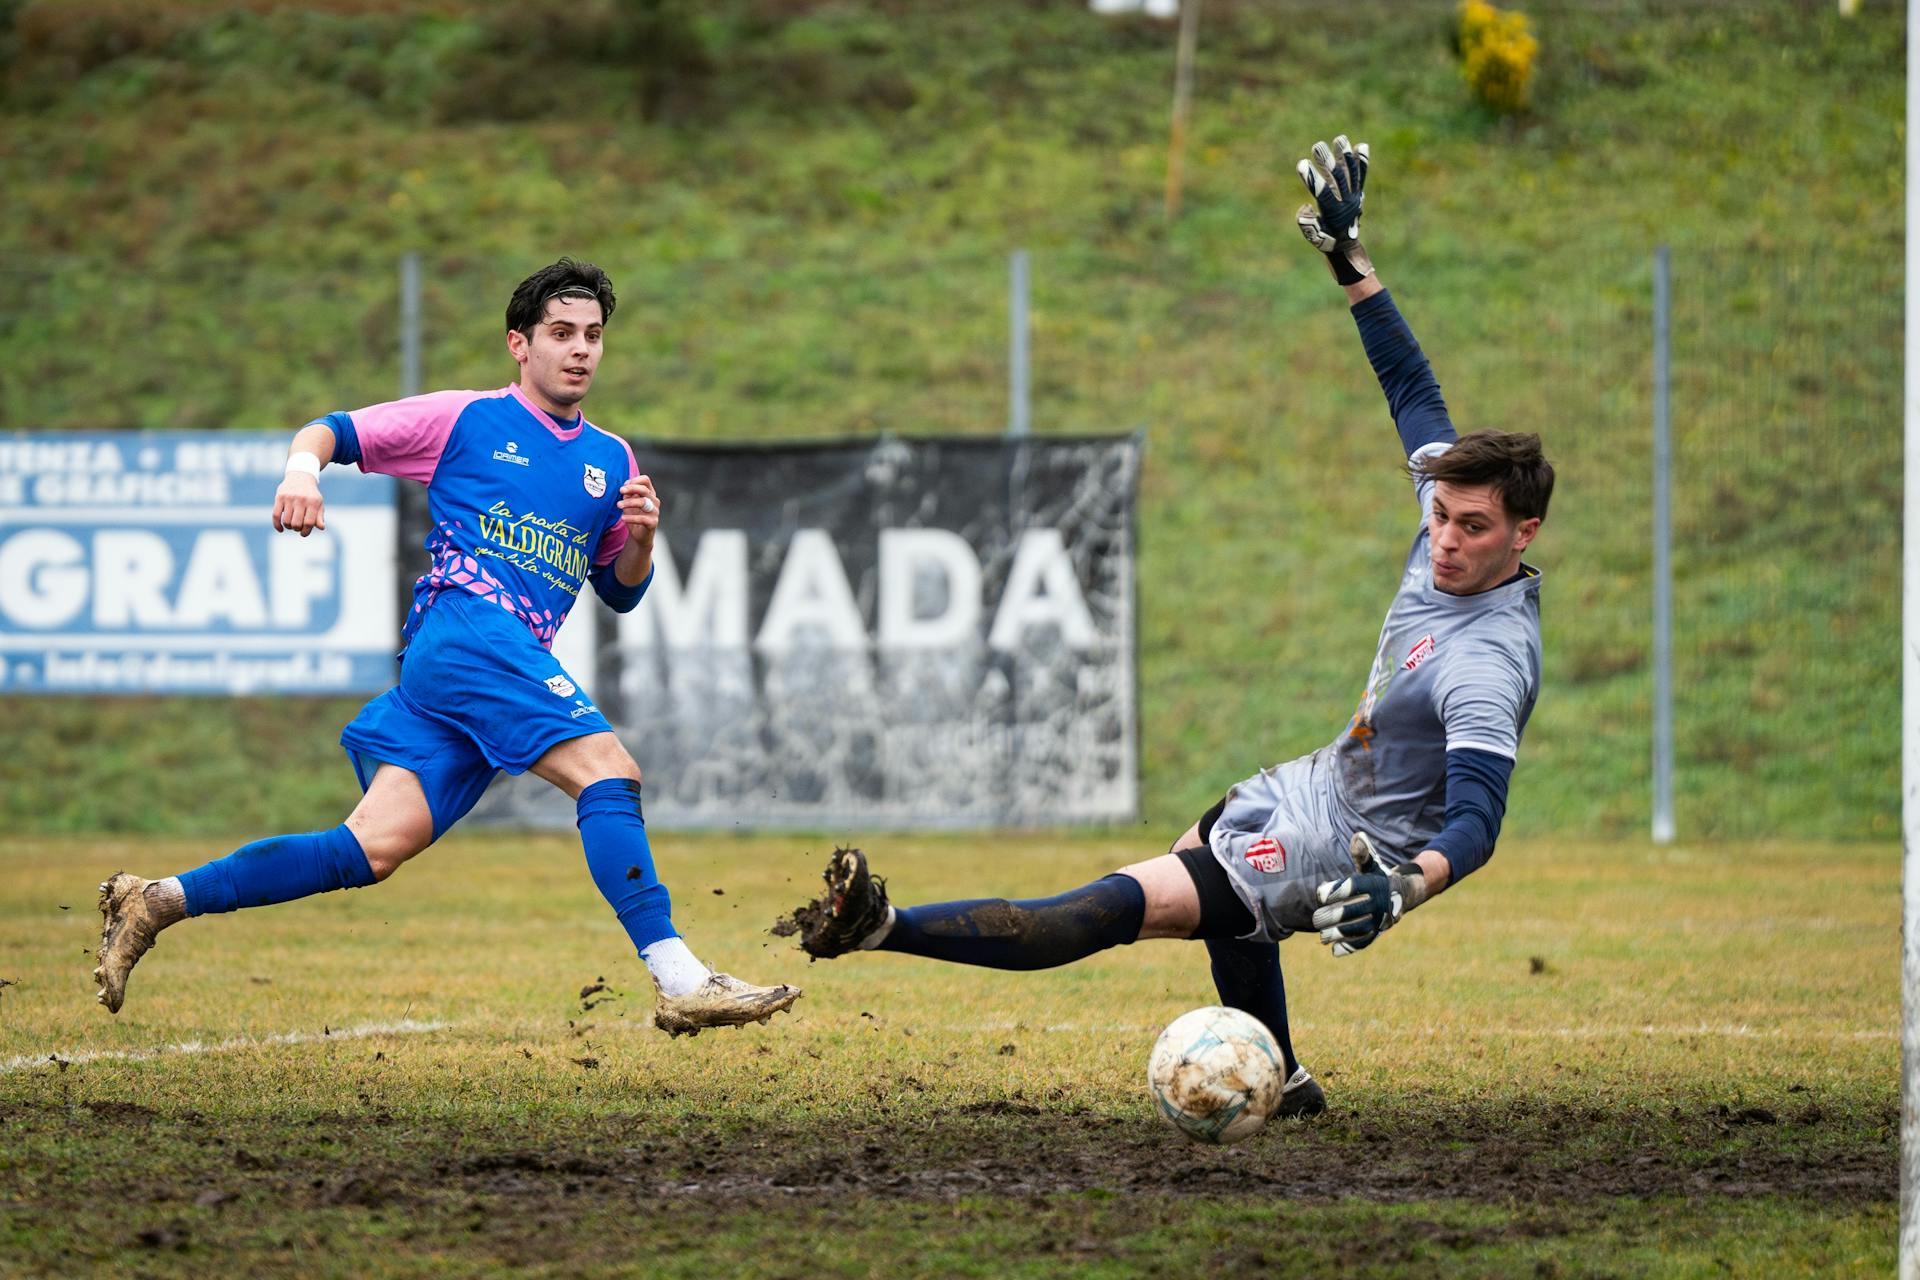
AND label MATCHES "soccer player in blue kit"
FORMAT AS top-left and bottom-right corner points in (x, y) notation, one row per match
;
(94, 259), (801, 1037)
(782, 138), (1552, 1116)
